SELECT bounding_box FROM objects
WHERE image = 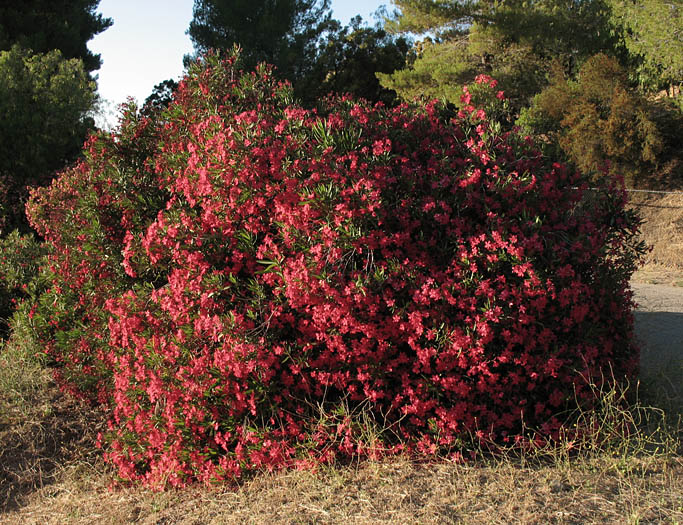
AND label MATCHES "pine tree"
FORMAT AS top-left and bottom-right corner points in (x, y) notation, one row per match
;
(608, 0), (683, 92)
(0, 0), (111, 73)
(0, 46), (96, 232)
(381, 0), (618, 108)
(187, 0), (333, 82)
